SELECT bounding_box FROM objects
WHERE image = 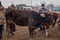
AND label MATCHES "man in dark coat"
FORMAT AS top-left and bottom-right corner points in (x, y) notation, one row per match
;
(39, 4), (53, 31)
